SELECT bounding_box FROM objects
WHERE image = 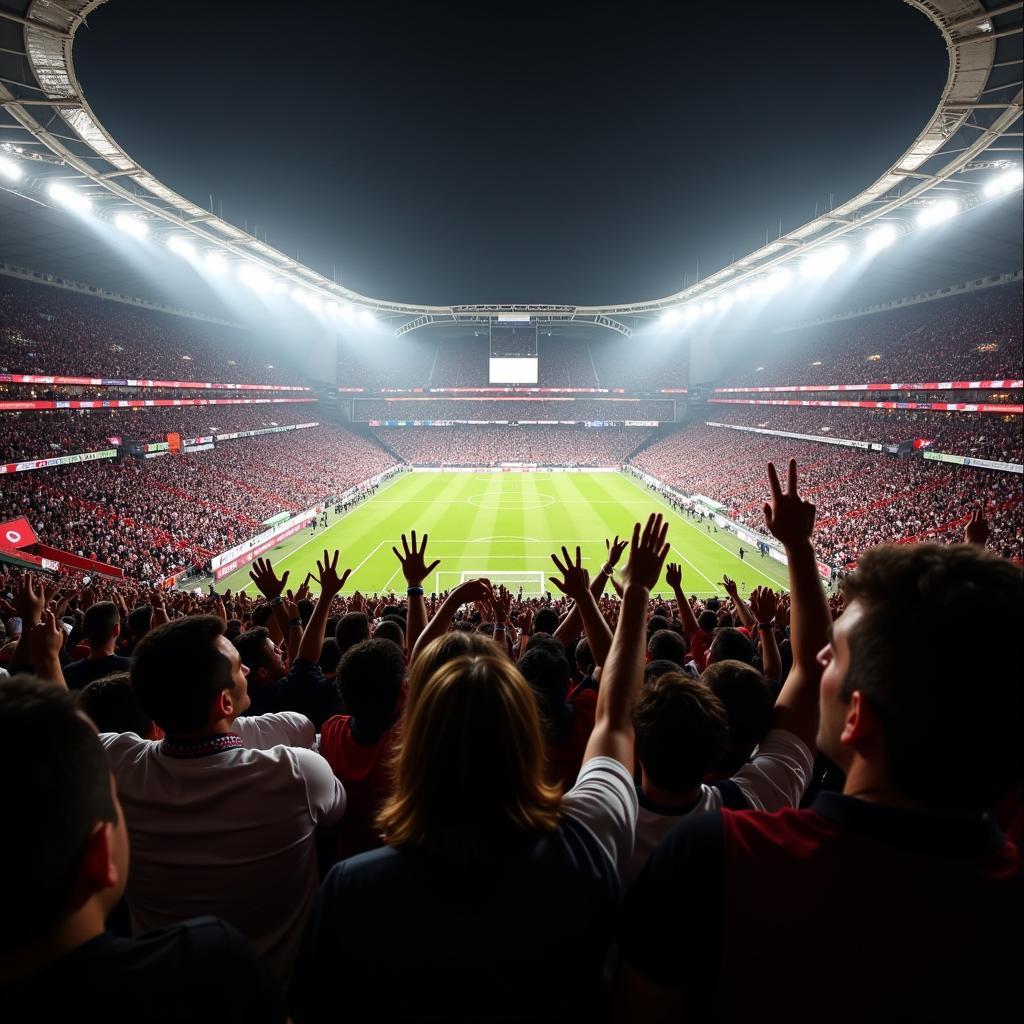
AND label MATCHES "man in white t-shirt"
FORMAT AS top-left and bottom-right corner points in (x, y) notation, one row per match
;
(624, 664), (813, 886)
(102, 615), (346, 978)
